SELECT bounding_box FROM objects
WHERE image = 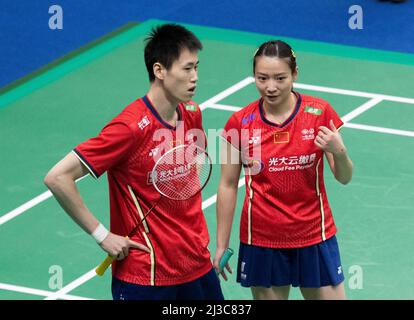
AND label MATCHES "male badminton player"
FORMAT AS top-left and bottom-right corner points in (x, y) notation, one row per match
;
(44, 24), (224, 300)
